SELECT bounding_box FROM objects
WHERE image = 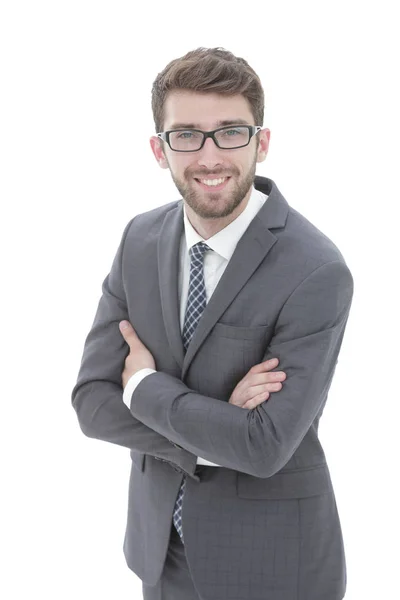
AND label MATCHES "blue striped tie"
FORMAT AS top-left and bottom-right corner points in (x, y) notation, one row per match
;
(172, 241), (210, 543)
